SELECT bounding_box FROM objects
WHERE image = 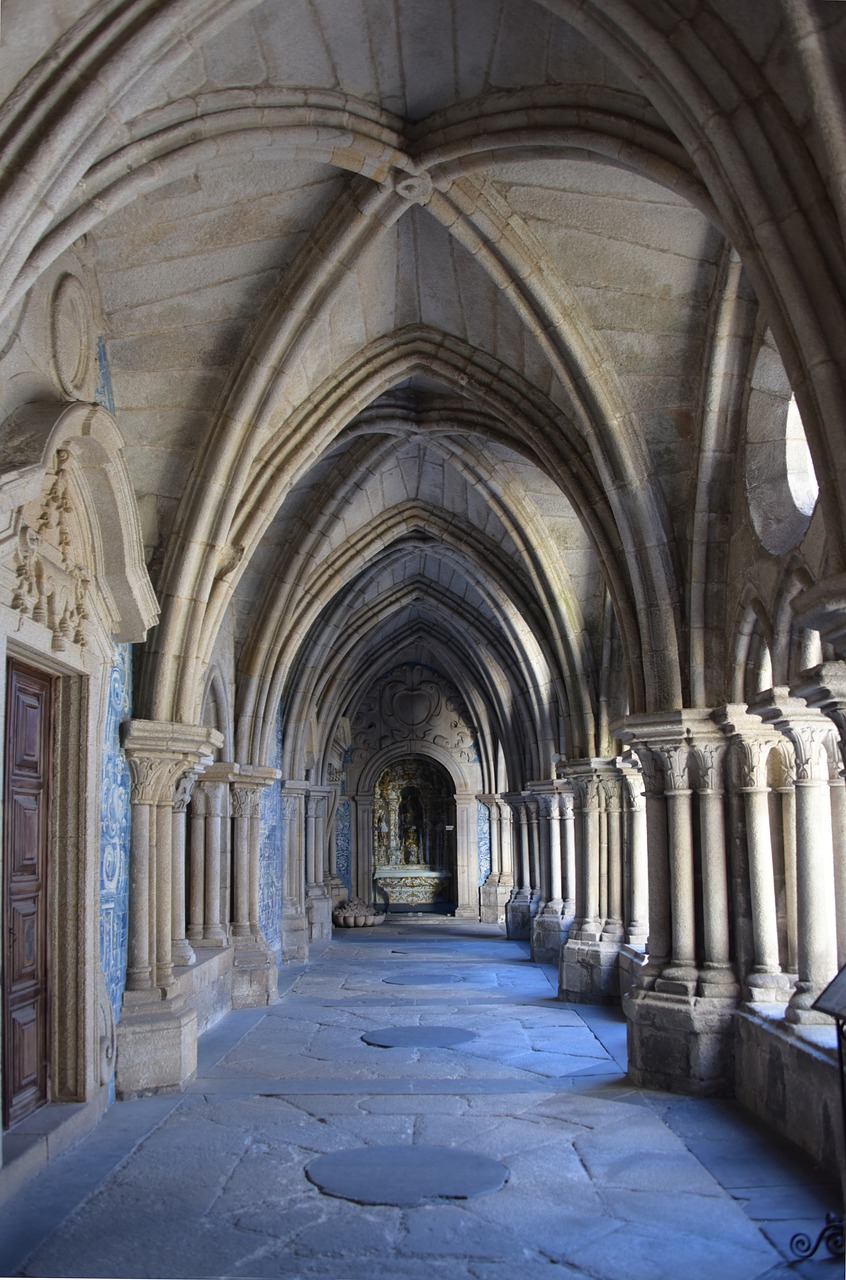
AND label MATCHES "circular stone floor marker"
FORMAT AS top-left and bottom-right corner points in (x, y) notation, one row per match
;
(382, 972), (463, 986)
(361, 1025), (477, 1048)
(305, 1145), (508, 1205)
